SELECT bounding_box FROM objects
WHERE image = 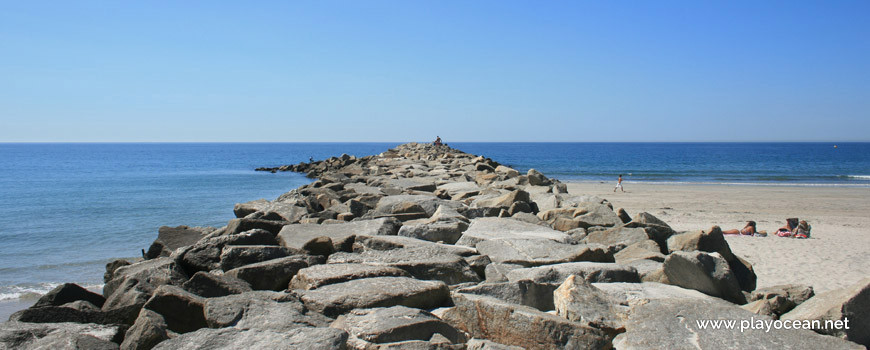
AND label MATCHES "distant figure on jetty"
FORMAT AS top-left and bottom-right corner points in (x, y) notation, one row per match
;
(433, 136), (443, 146)
(309, 156), (314, 163)
(613, 174), (624, 192)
